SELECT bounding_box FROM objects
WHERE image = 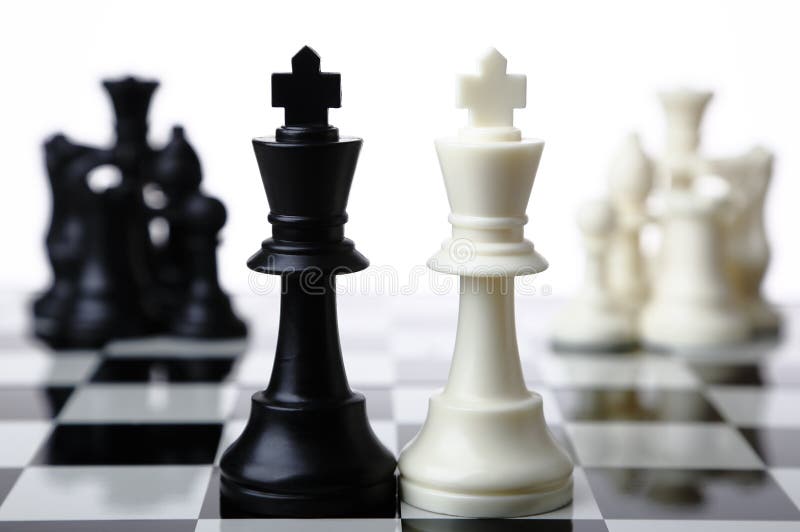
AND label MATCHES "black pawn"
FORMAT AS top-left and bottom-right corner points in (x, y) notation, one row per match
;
(219, 46), (396, 517)
(150, 125), (202, 319)
(153, 127), (247, 339)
